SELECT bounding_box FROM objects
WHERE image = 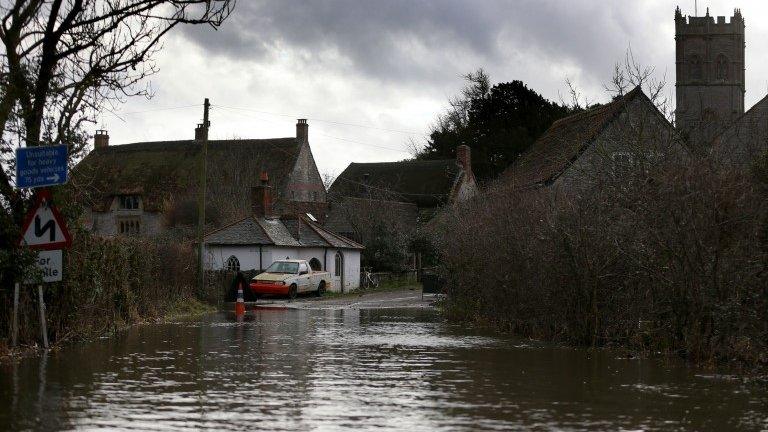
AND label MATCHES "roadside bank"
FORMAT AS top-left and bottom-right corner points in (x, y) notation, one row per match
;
(0, 296), (215, 363)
